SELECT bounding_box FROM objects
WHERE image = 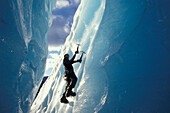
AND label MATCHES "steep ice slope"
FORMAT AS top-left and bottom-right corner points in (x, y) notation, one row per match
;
(31, 0), (107, 113)
(33, 0), (170, 113)
(98, 0), (170, 113)
(0, 0), (54, 112)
